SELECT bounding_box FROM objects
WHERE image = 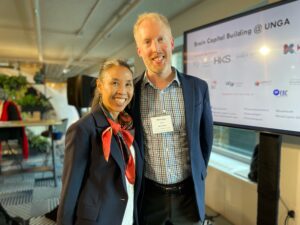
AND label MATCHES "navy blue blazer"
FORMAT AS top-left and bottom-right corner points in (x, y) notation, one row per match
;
(131, 69), (213, 222)
(57, 105), (143, 225)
